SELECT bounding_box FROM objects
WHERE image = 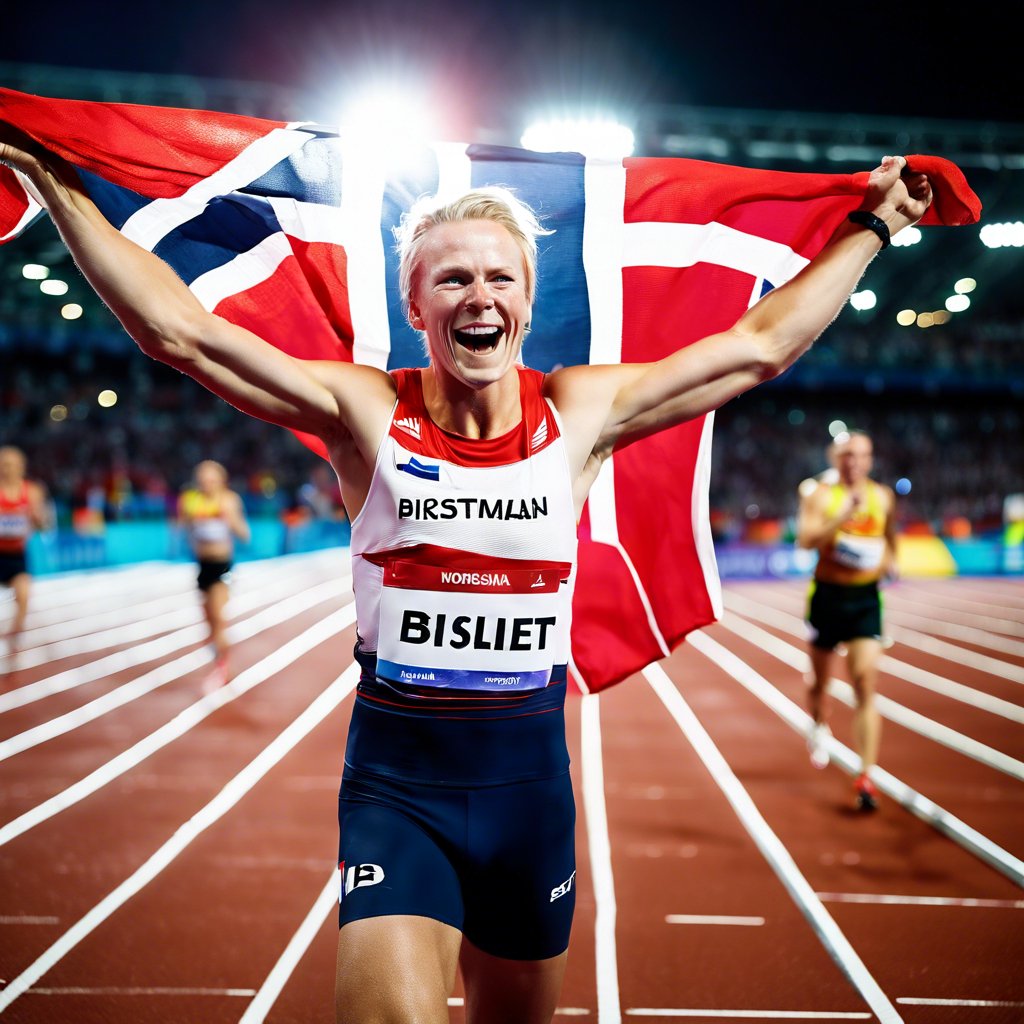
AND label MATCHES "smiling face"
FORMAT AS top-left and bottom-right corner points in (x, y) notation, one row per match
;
(407, 219), (532, 391)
